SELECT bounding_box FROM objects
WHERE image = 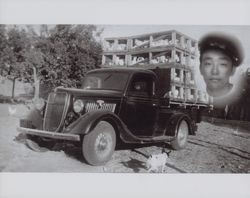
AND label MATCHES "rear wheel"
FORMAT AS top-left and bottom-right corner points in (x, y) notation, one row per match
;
(171, 119), (189, 150)
(82, 121), (116, 166)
